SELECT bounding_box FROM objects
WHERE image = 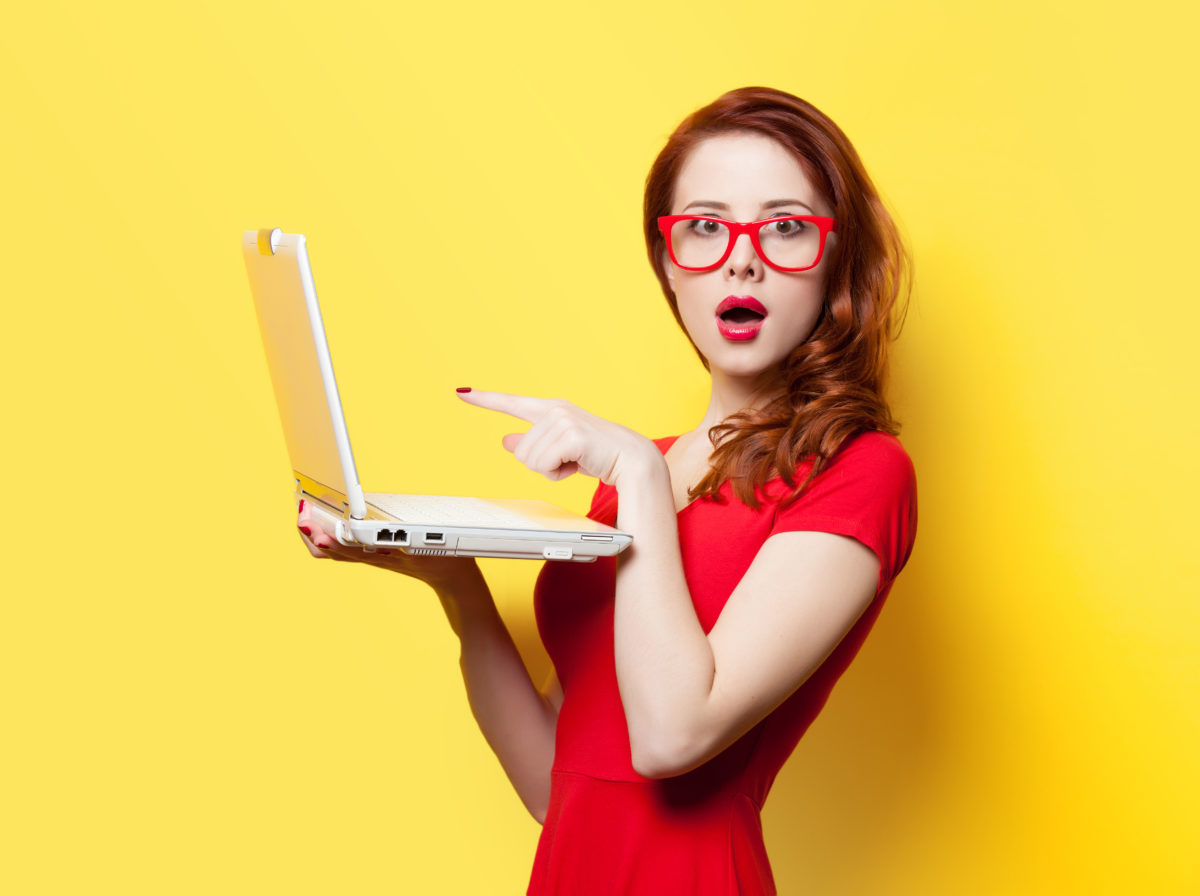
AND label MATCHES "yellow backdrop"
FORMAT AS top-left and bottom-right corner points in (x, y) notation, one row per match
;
(3, 1), (1197, 893)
